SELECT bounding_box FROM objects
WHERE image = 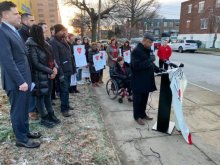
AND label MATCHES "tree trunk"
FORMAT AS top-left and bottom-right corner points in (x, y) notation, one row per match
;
(91, 19), (98, 42)
(212, 33), (217, 48)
